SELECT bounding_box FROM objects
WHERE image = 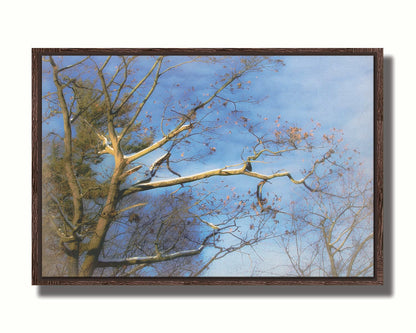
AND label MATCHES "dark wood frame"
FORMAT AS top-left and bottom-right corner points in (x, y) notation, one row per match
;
(32, 48), (383, 285)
